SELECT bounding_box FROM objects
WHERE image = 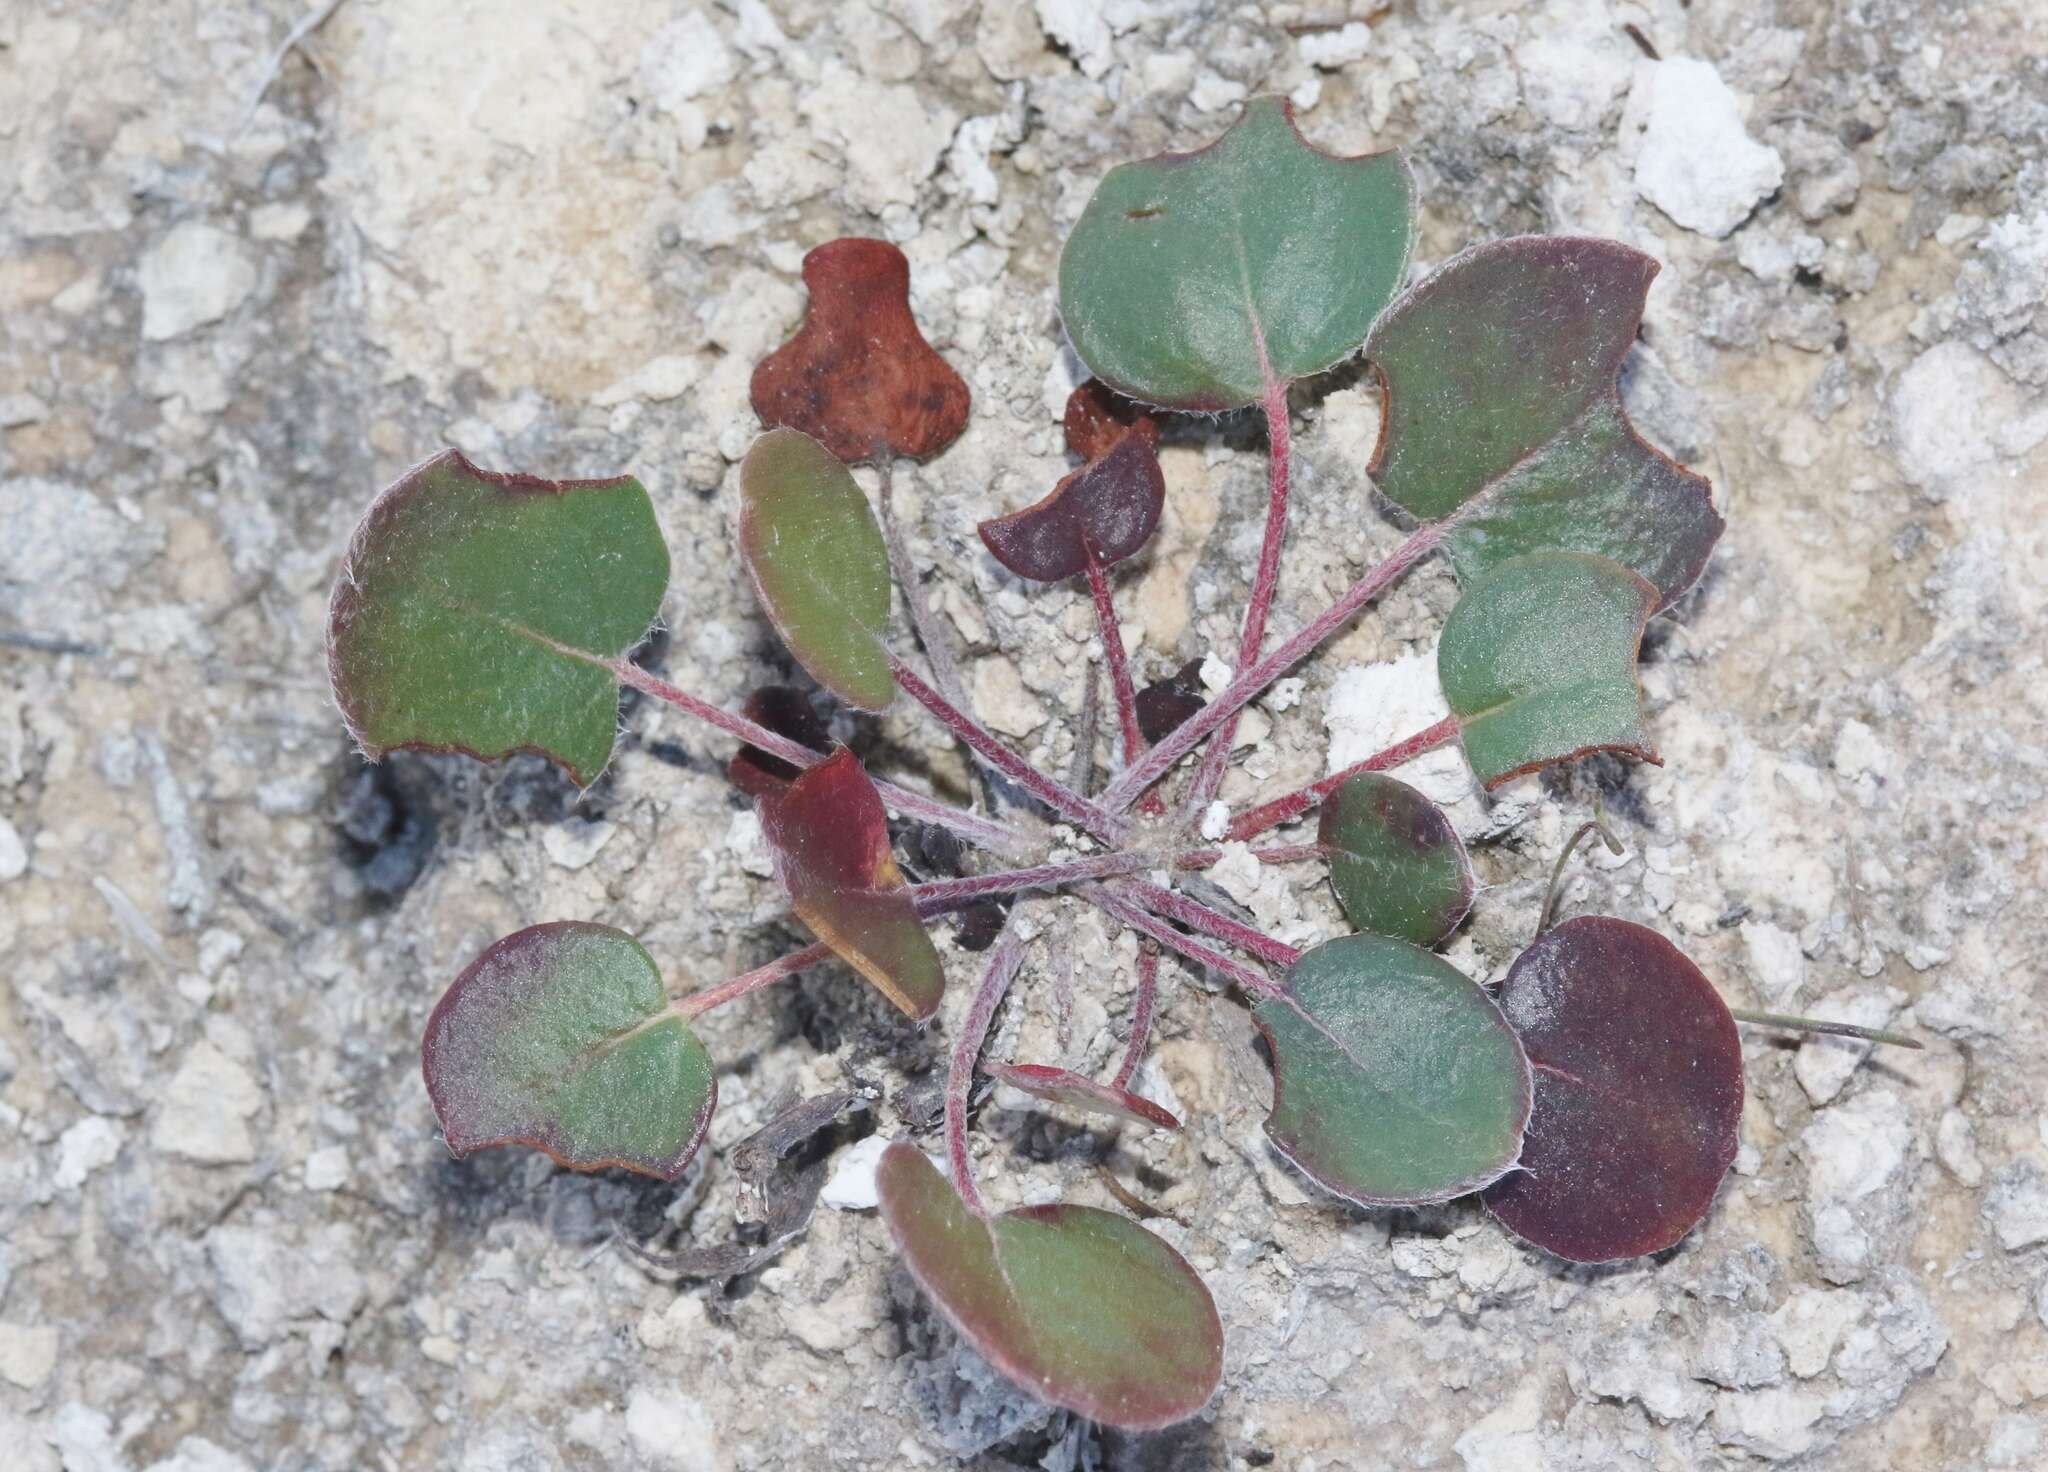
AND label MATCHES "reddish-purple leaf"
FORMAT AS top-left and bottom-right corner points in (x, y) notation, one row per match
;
(726, 686), (832, 801)
(1133, 659), (1208, 745)
(421, 922), (715, 1180)
(877, 1143), (1223, 1429)
(1483, 916), (1744, 1263)
(977, 433), (1167, 582)
(1063, 381), (1160, 461)
(757, 747), (946, 1021)
(750, 238), (970, 463)
(988, 1062), (1181, 1132)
